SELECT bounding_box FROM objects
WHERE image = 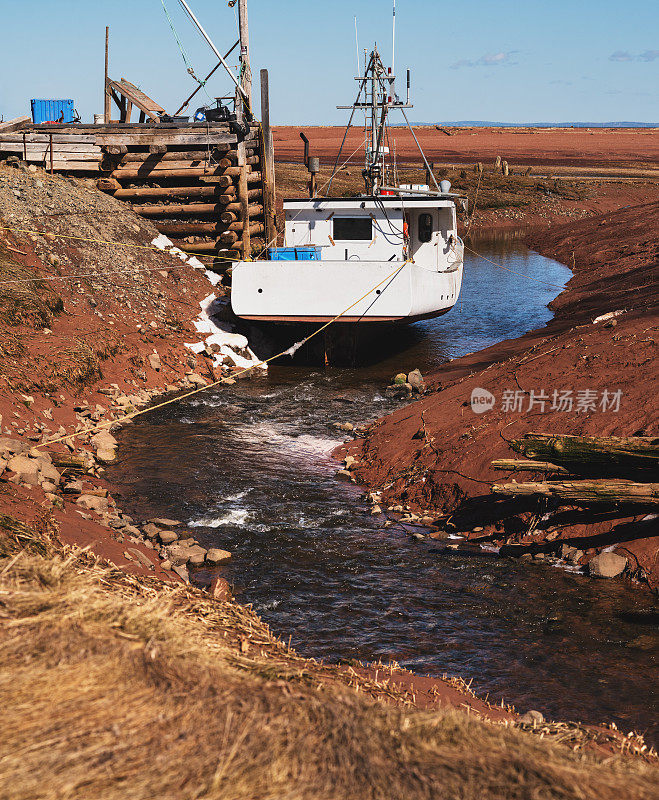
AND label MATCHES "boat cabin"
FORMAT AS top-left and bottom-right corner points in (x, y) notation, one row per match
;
(282, 193), (460, 271)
